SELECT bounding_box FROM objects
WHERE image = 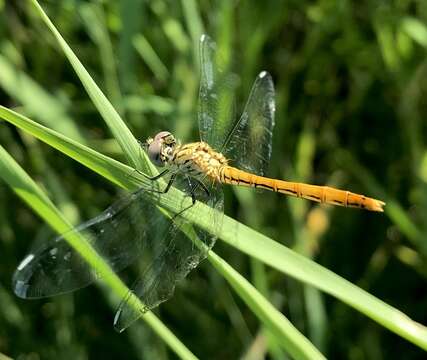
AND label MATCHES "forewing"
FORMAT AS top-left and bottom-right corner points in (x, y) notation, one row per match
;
(13, 188), (165, 299)
(198, 34), (238, 150)
(222, 71), (275, 176)
(113, 179), (224, 332)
